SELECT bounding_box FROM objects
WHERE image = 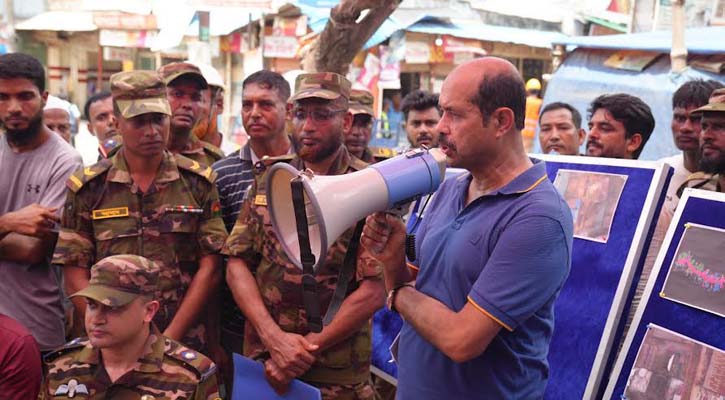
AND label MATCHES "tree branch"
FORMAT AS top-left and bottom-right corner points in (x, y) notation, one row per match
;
(302, 0), (401, 74)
